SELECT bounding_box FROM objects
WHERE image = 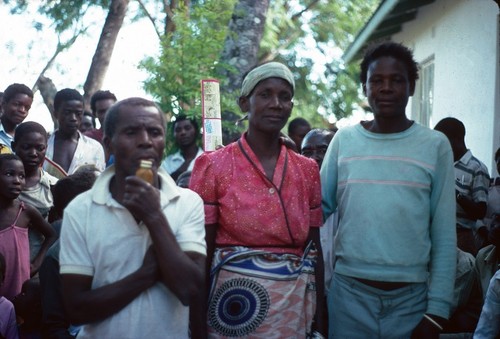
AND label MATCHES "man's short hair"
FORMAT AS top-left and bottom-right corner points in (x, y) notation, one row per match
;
(360, 42), (419, 89)
(90, 90), (117, 113)
(495, 147), (500, 161)
(288, 117), (311, 135)
(434, 117), (466, 140)
(0, 153), (21, 168)
(104, 97), (165, 139)
(173, 115), (199, 135)
(2, 83), (33, 103)
(54, 88), (83, 113)
(304, 128), (335, 143)
(13, 121), (48, 143)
